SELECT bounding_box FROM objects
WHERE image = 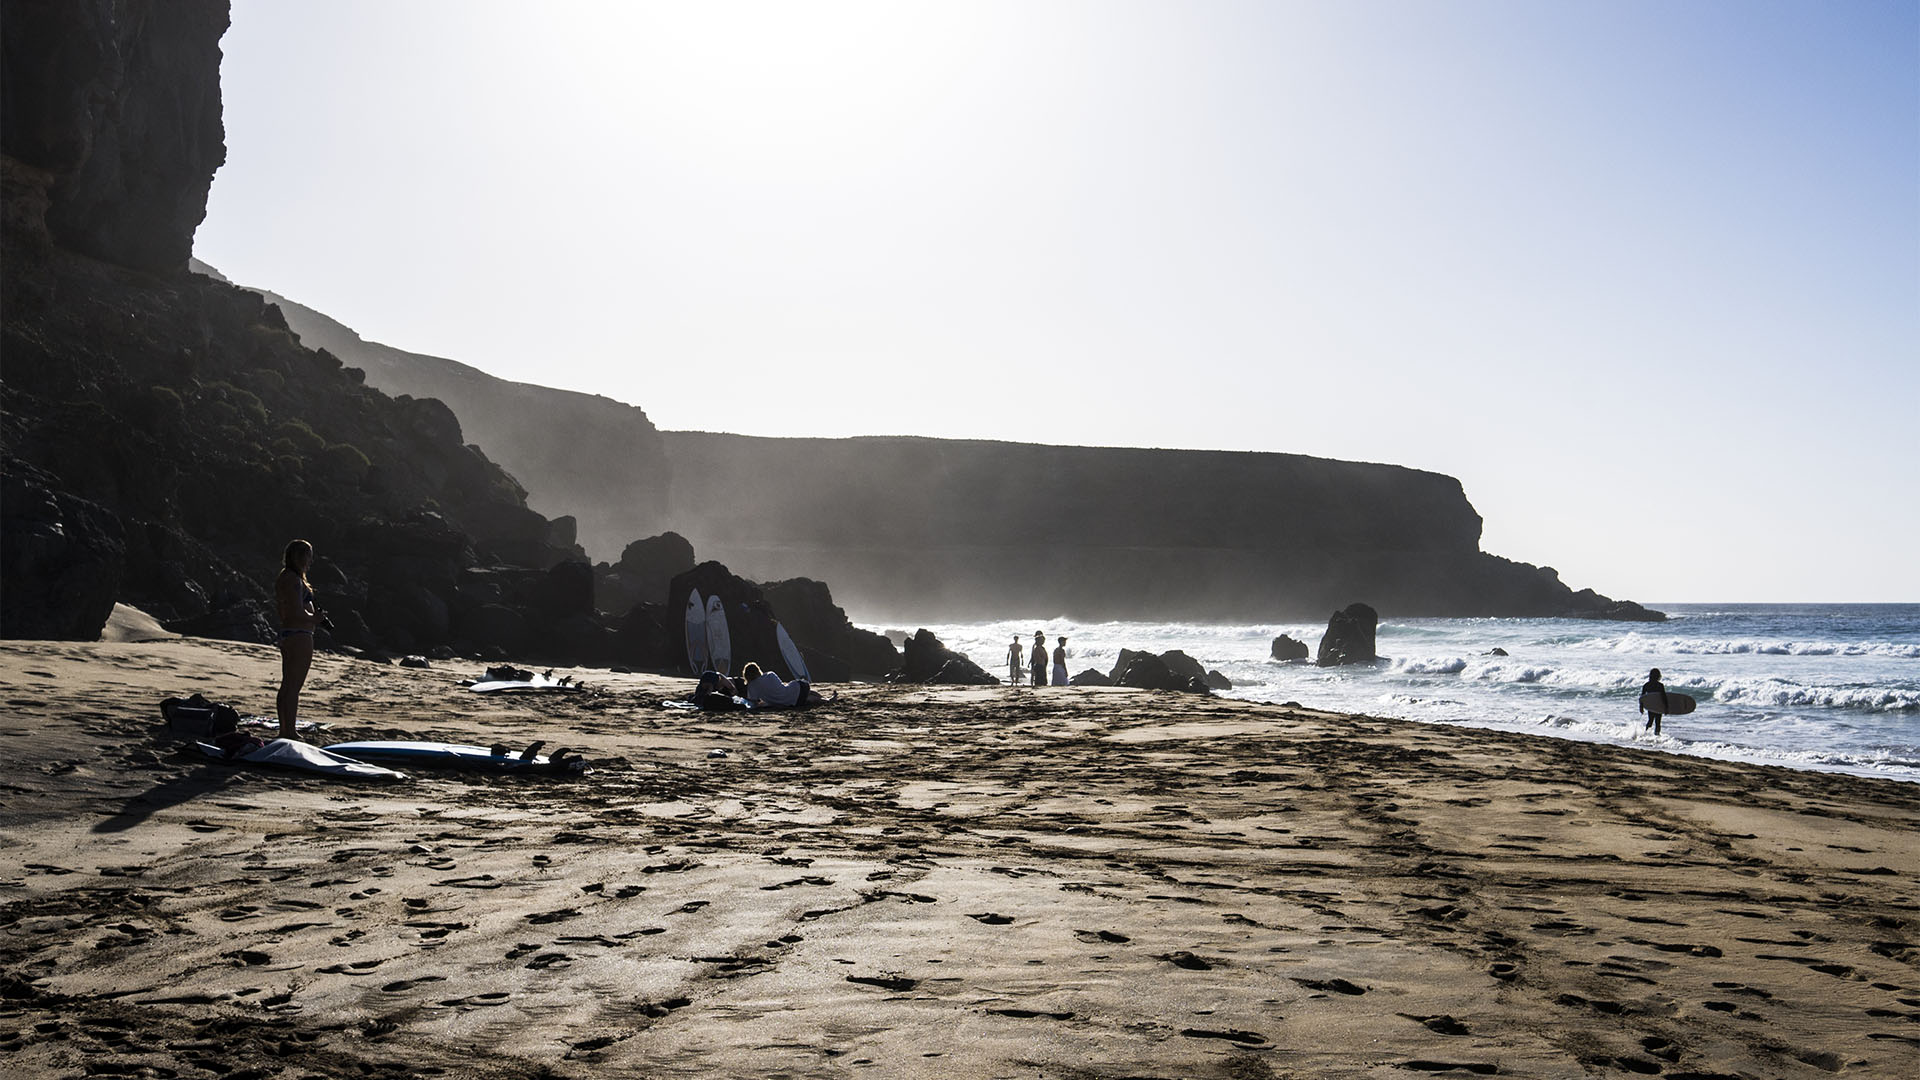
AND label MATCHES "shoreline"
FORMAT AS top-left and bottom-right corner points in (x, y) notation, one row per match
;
(3, 637), (1917, 1078)
(896, 608), (1920, 785)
